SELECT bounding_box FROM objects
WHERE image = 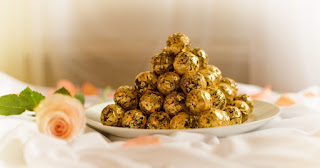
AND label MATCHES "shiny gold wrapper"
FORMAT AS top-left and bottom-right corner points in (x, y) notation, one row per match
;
(220, 77), (238, 92)
(230, 100), (251, 122)
(199, 68), (218, 88)
(151, 52), (175, 75)
(113, 85), (138, 110)
(101, 104), (125, 126)
(218, 83), (236, 103)
(139, 91), (164, 116)
(192, 115), (200, 128)
(224, 106), (242, 125)
(122, 109), (147, 129)
(166, 33), (191, 55)
(206, 87), (227, 110)
(135, 71), (158, 96)
(190, 48), (208, 69)
(157, 72), (180, 95)
(173, 51), (200, 75)
(207, 65), (222, 82)
(170, 112), (197, 129)
(163, 91), (187, 116)
(186, 89), (212, 115)
(161, 47), (168, 53)
(235, 94), (254, 112)
(146, 111), (171, 129)
(198, 108), (230, 128)
(180, 72), (207, 94)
